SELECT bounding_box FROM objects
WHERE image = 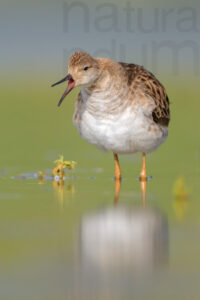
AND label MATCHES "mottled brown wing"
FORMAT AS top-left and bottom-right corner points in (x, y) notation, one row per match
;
(119, 62), (170, 127)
